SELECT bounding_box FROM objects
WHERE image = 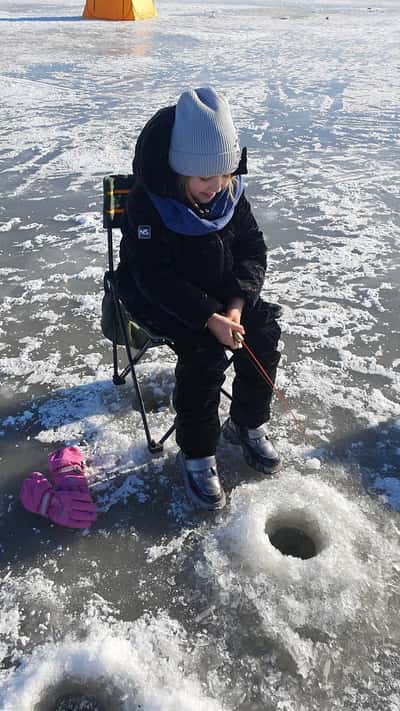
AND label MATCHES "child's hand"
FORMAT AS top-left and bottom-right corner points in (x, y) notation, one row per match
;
(207, 312), (245, 349)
